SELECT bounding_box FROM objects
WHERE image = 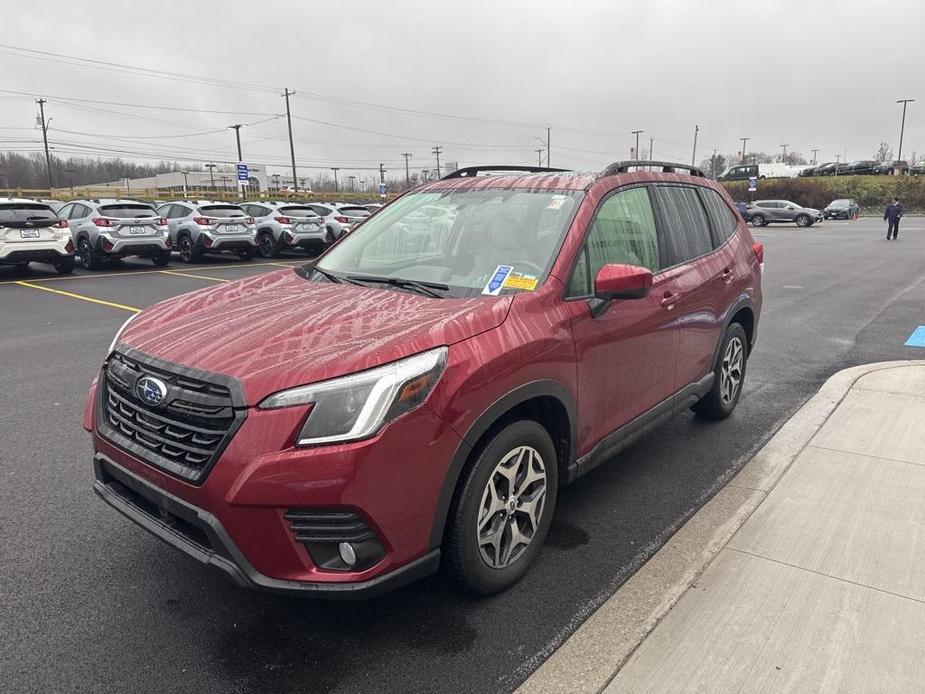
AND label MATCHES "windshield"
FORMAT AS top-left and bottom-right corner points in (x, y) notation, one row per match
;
(0, 203), (57, 222)
(99, 204), (156, 218)
(279, 206), (319, 217)
(200, 205), (246, 217)
(317, 187), (583, 298)
(339, 206), (371, 217)
(831, 199), (850, 206)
